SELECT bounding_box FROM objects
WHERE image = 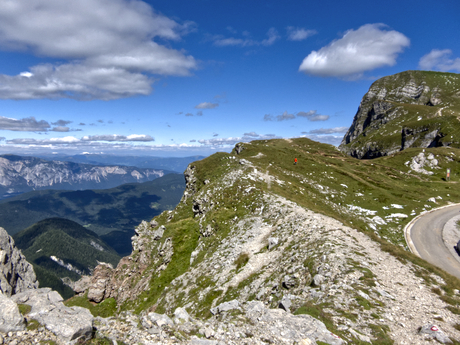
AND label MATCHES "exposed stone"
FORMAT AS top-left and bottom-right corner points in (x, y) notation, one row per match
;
(339, 70), (459, 158)
(419, 324), (452, 344)
(0, 292), (25, 333)
(210, 299), (240, 315)
(0, 227), (38, 297)
(73, 275), (92, 294)
(11, 288), (93, 345)
(268, 237), (279, 250)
